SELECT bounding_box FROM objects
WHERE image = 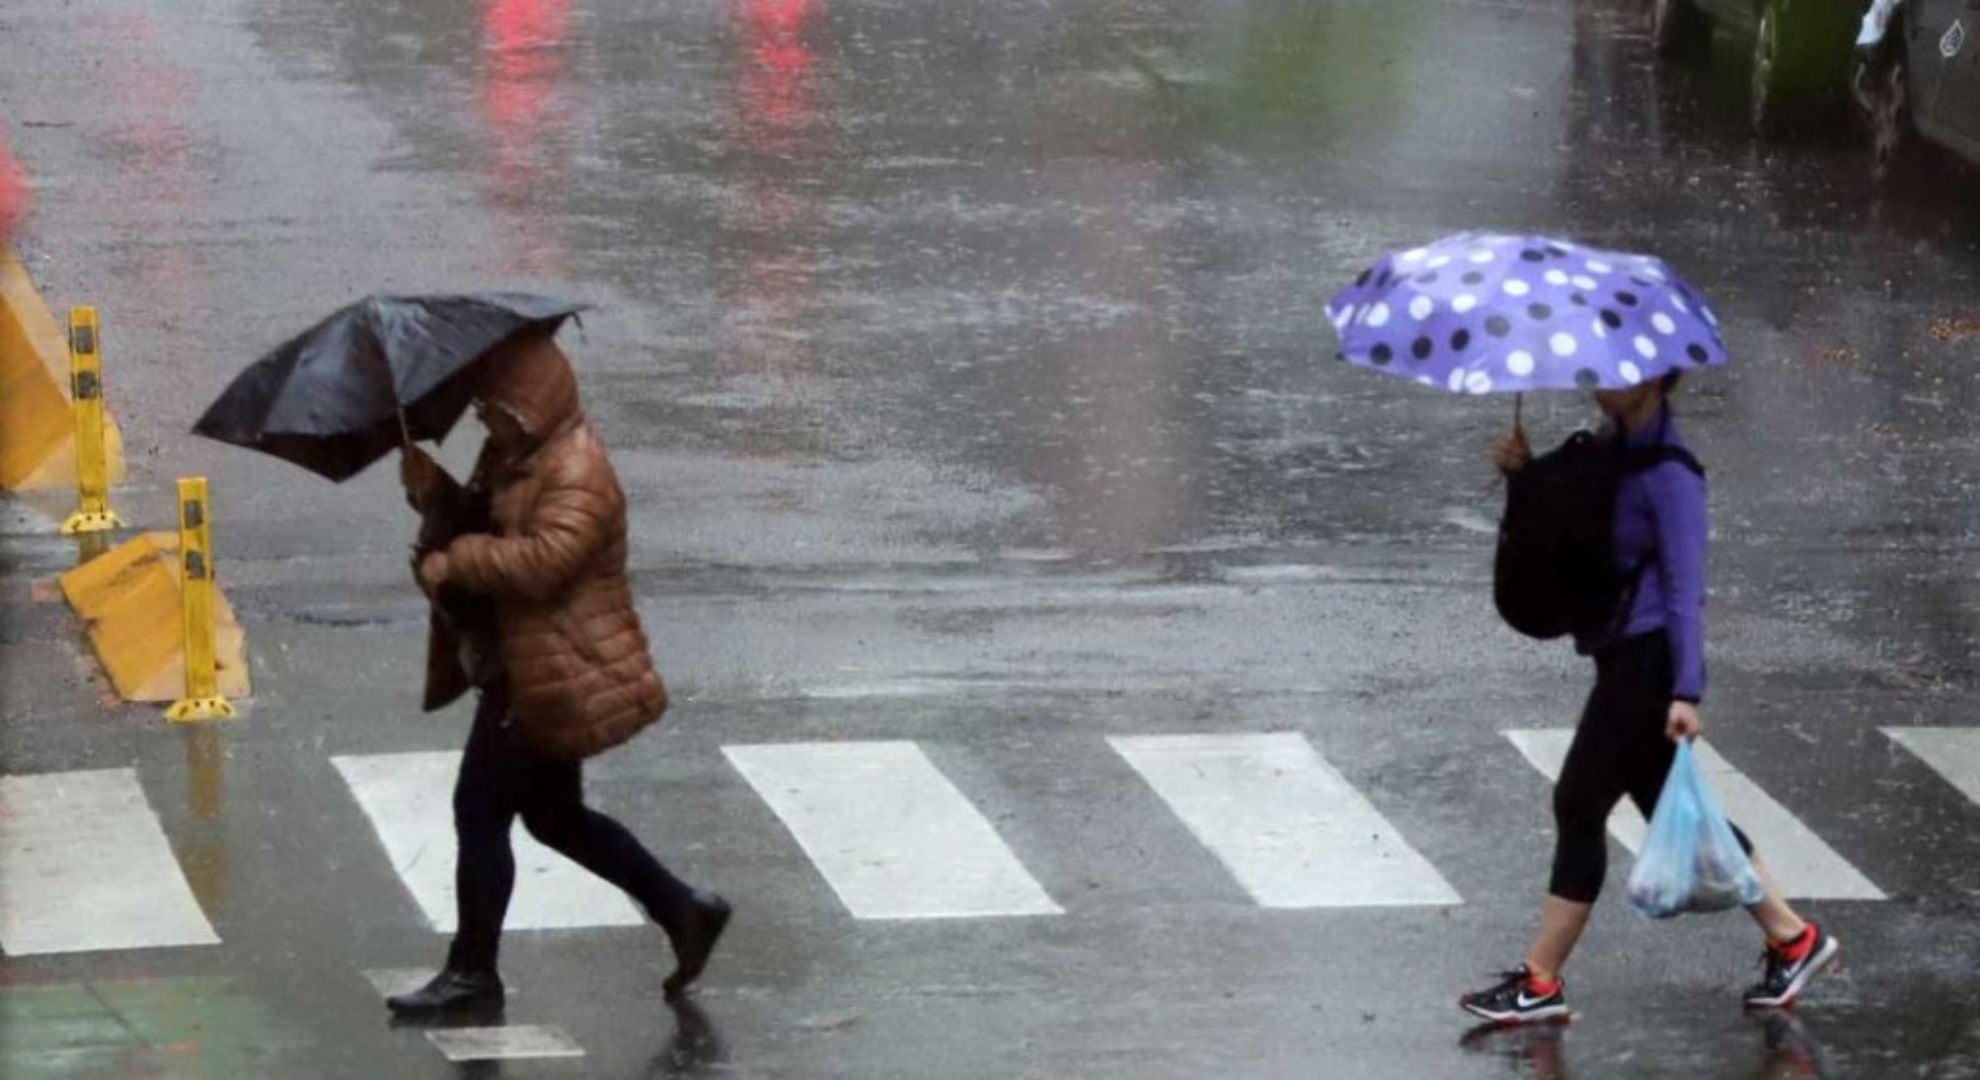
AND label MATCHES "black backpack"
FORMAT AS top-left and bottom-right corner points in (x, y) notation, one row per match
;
(1493, 430), (1704, 643)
